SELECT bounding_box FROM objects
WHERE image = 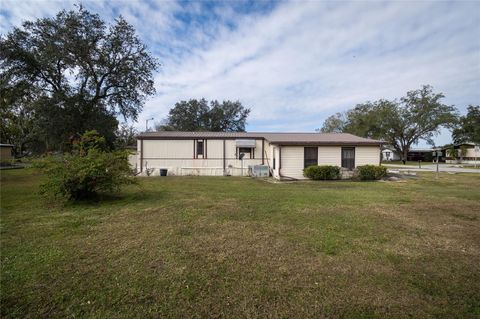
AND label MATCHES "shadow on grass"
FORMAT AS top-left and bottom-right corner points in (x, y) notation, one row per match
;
(50, 183), (167, 210)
